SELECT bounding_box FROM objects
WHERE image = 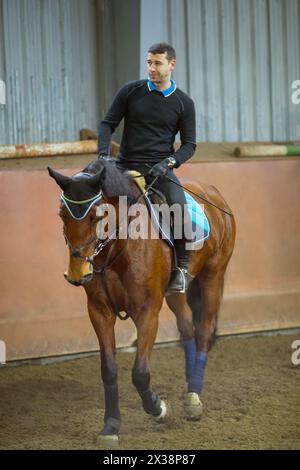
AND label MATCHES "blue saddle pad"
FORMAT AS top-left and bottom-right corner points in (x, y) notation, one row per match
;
(143, 190), (210, 249)
(184, 191), (210, 241)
